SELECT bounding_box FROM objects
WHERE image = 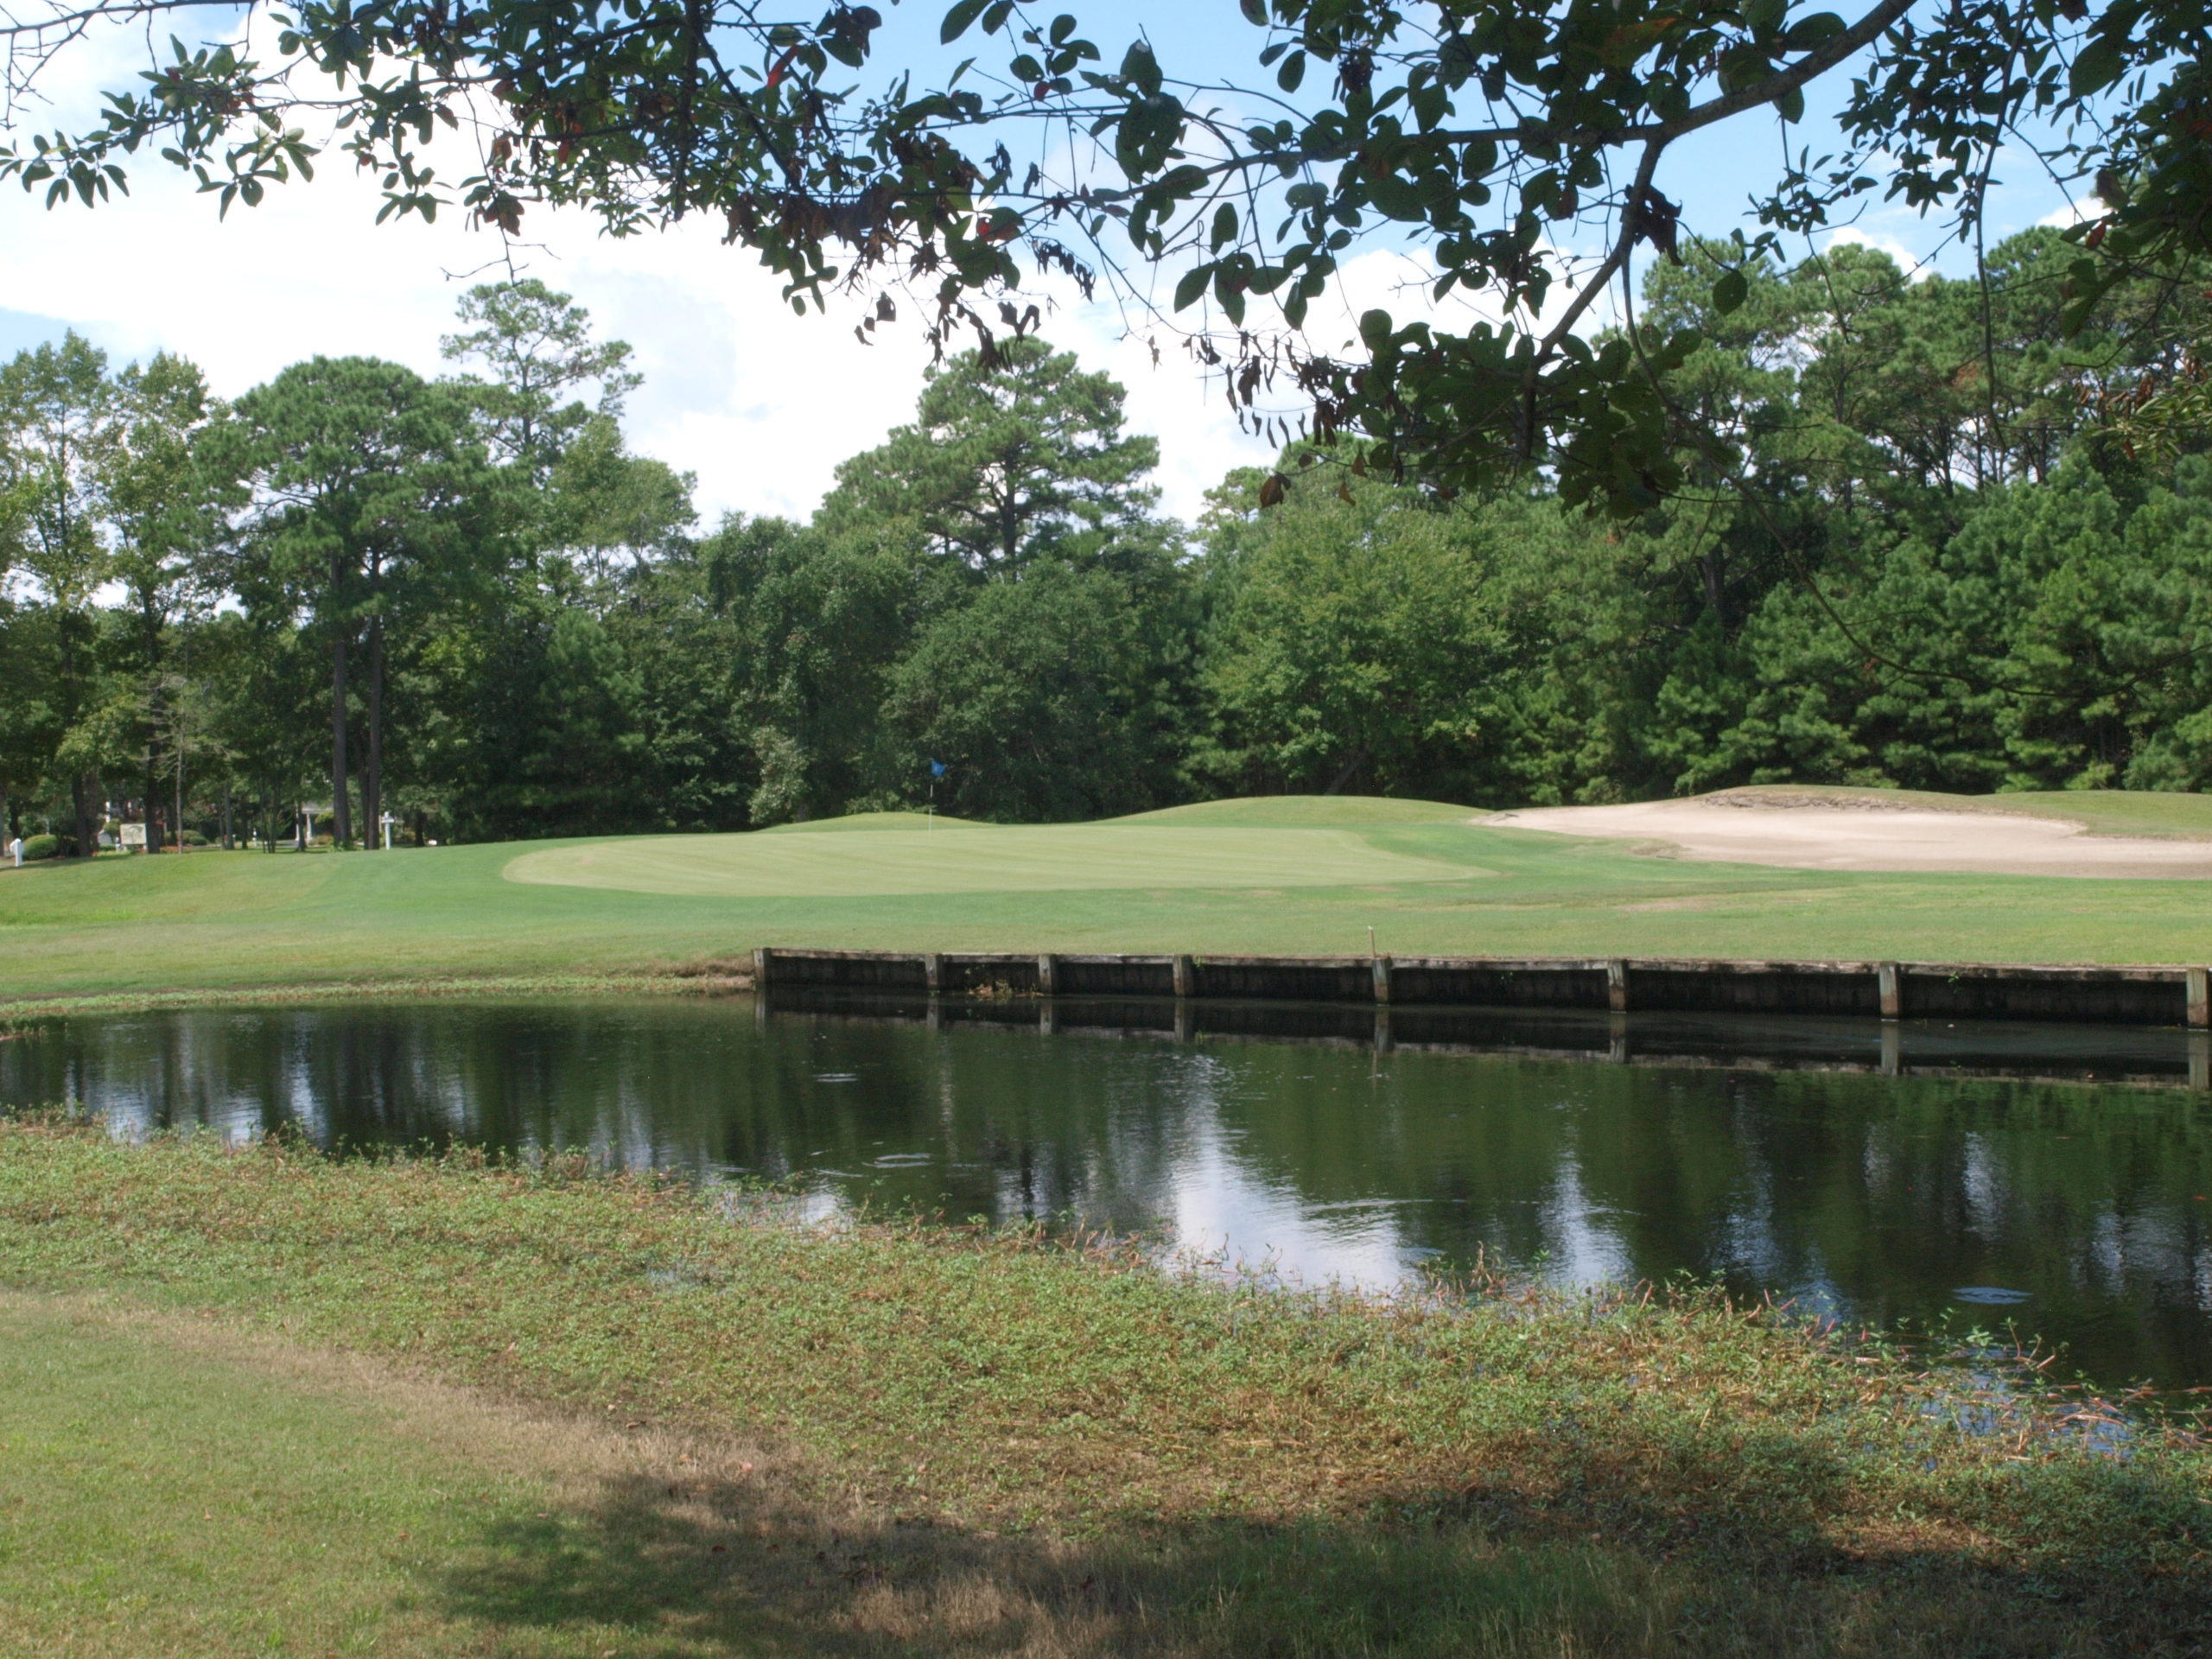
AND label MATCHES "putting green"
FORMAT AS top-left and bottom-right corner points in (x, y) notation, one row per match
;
(503, 823), (1493, 898)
